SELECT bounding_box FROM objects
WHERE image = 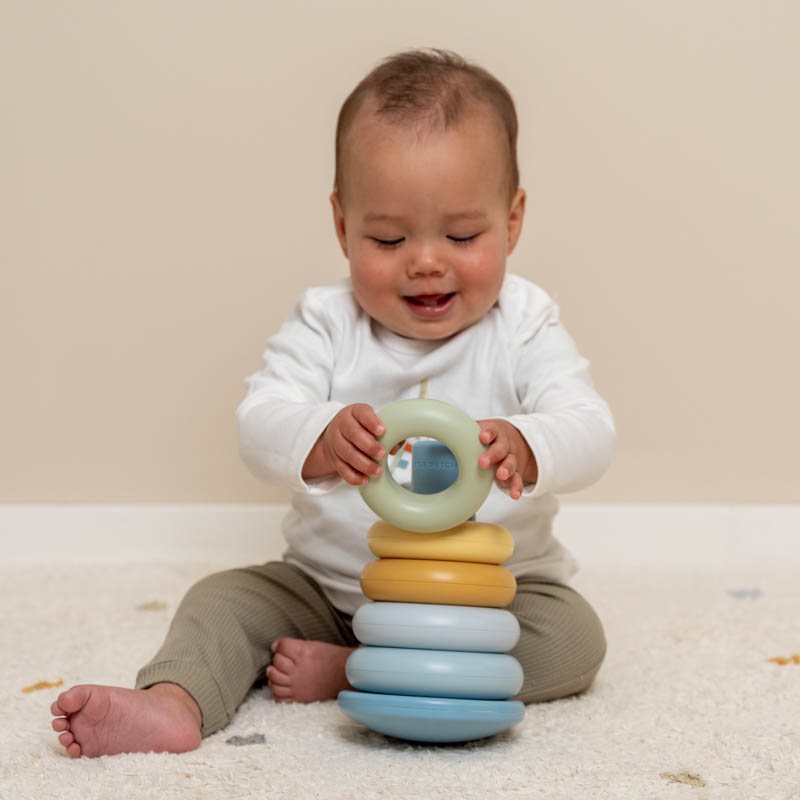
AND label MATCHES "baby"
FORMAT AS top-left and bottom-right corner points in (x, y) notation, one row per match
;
(50, 48), (614, 757)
